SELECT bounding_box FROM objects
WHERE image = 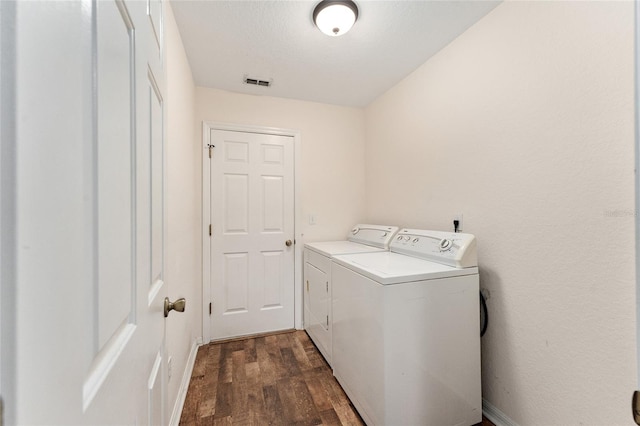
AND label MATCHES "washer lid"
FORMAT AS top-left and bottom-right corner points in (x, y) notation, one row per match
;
(332, 251), (478, 285)
(304, 240), (387, 257)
